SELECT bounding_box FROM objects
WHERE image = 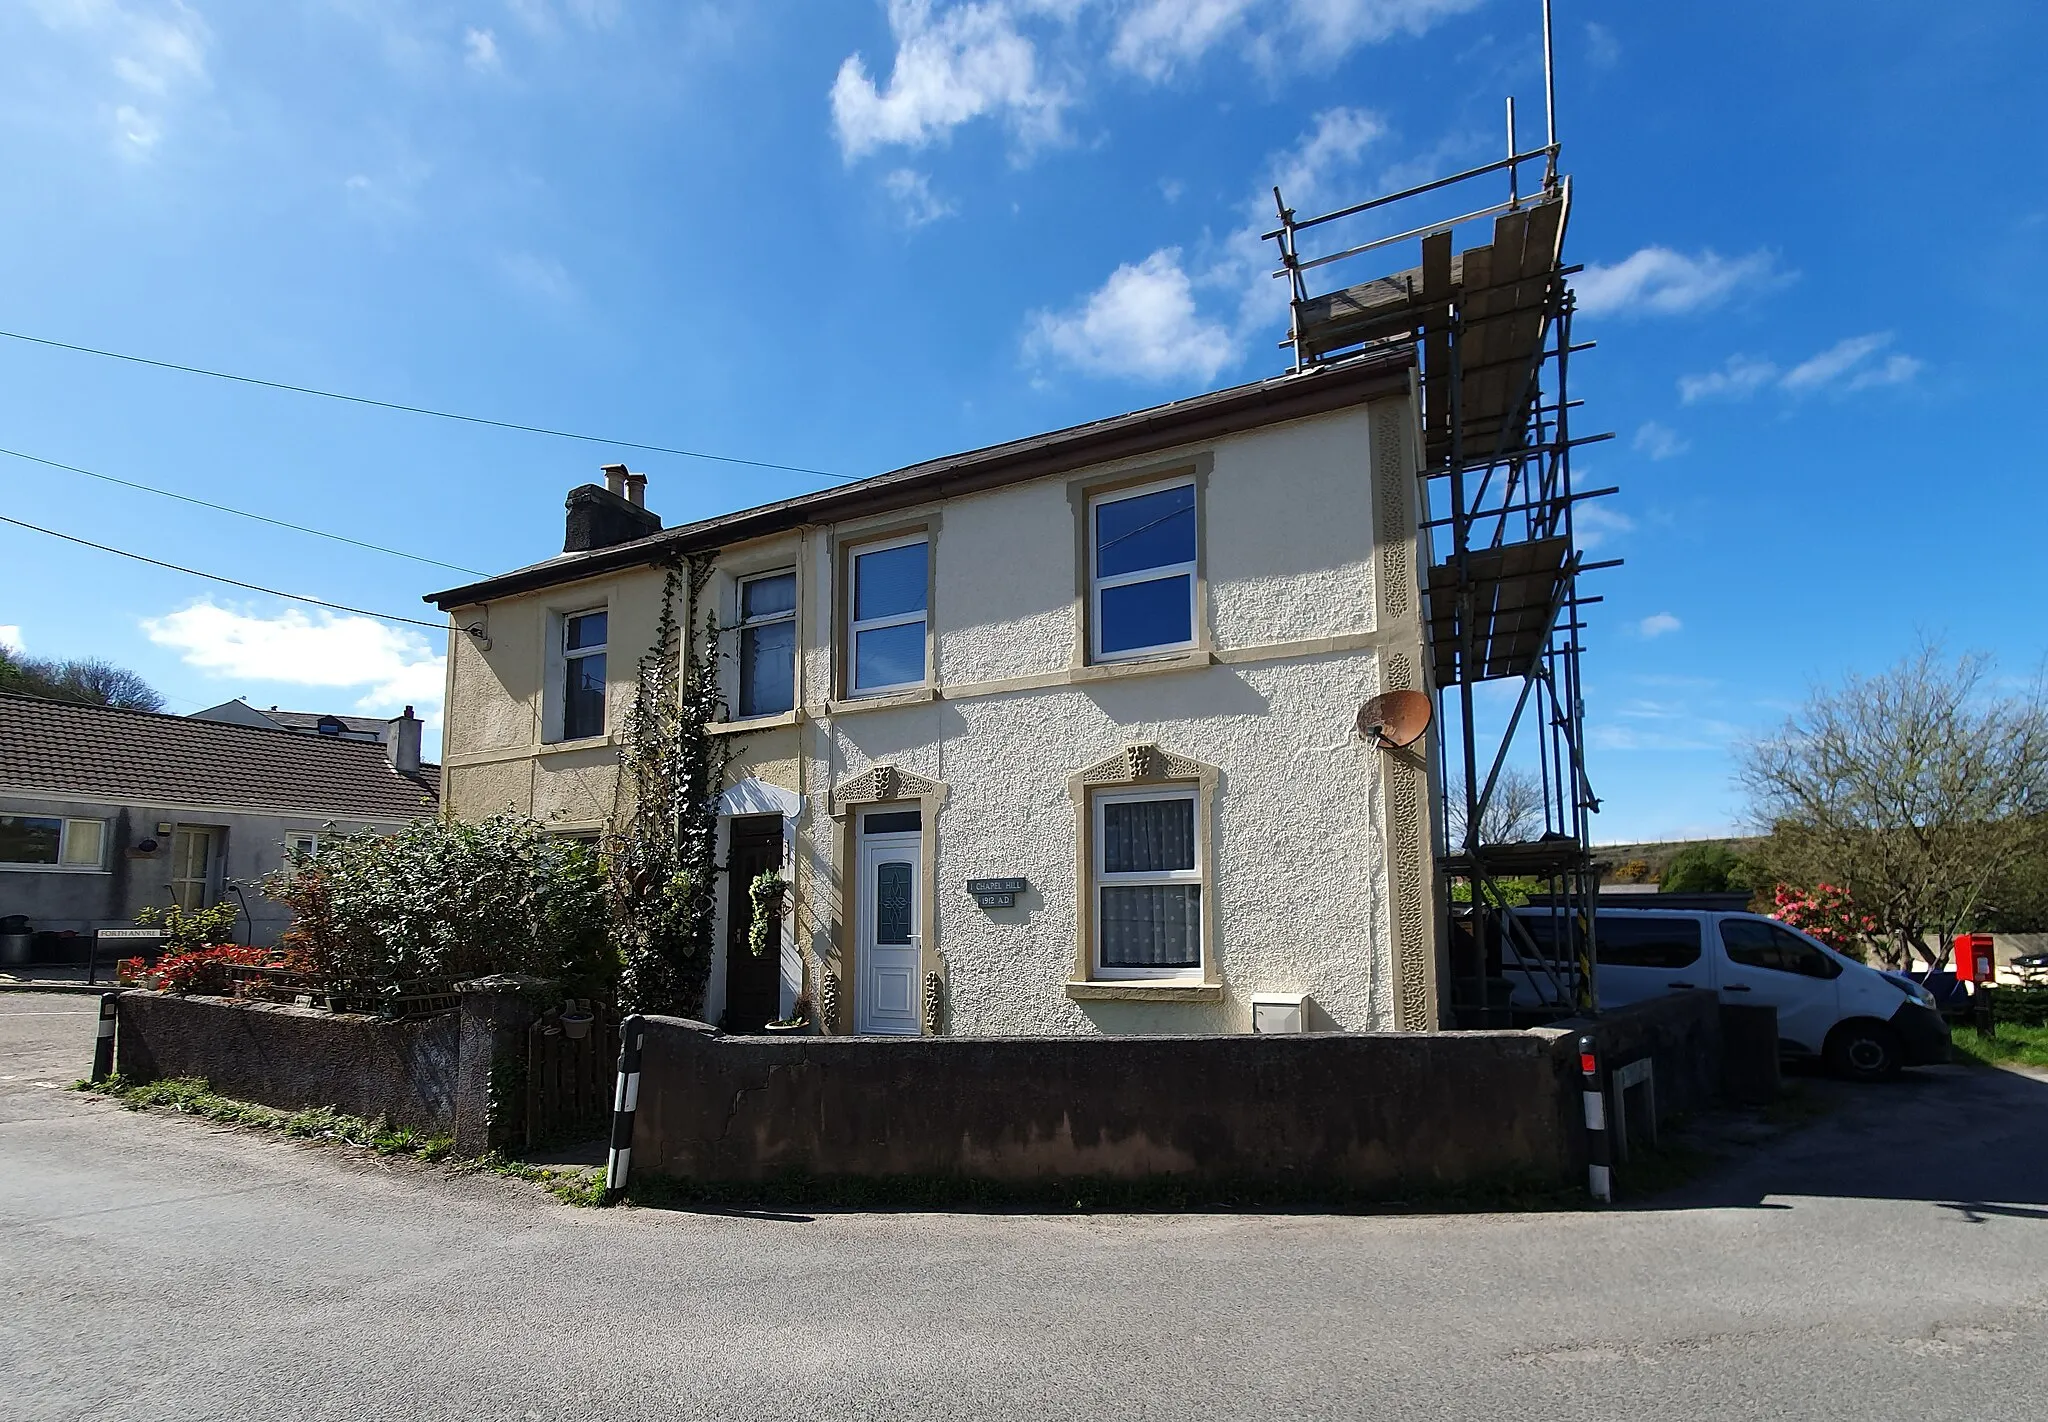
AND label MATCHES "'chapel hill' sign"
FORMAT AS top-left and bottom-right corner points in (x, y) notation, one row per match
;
(965, 877), (1027, 909)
